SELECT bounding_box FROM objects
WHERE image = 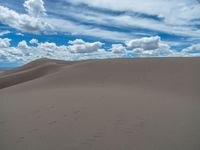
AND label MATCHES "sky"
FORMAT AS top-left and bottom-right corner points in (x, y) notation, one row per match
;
(0, 0), (200, 67)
